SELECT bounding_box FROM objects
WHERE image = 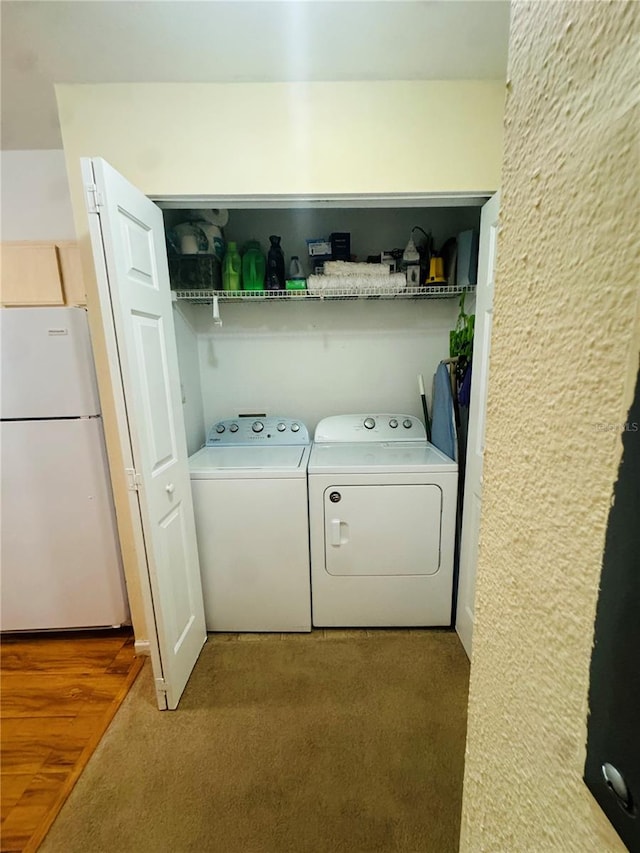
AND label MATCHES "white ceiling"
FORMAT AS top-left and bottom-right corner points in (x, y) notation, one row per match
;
(1, 0), (510, 150)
